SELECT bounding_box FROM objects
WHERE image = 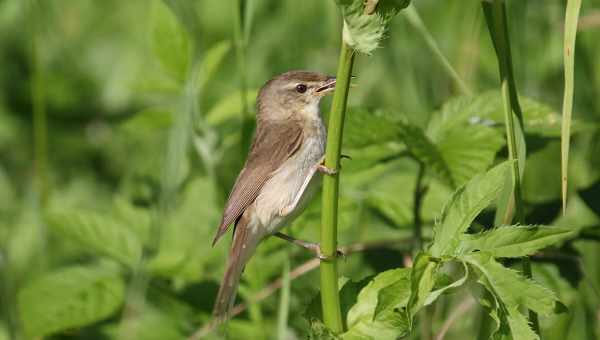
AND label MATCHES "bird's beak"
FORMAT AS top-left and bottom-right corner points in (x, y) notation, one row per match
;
(315, 76), (336, 95)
